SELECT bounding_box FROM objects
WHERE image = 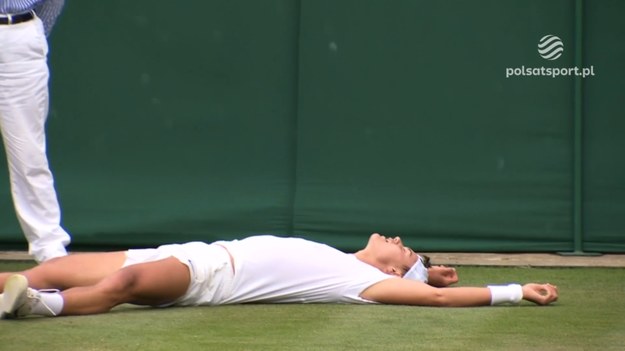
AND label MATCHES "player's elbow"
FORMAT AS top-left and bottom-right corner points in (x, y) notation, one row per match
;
(428, 289), (454, 307)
